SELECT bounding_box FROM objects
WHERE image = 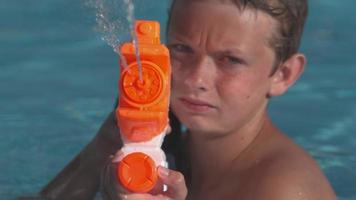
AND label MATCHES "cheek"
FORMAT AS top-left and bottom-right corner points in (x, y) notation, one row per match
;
(216, 75), (248, 98)
(171, 61), (187, 93)
(217, 74), (270, 112)
(171, 69), (182, 96)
